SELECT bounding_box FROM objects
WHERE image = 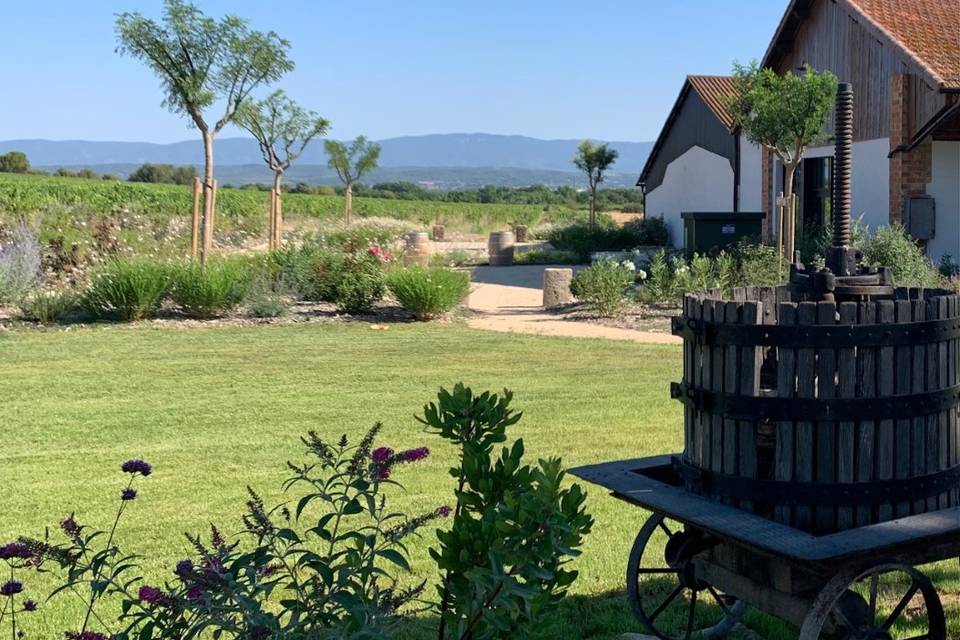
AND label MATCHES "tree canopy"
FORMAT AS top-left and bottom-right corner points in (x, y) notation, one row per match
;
(573, 141), (619, 227)
(128, 163), (197, 185)
(0, 152), (30, 174)
(115, 0), (294, 136)
(325, 136), (381, 186)
(234, 90), (329, 173)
